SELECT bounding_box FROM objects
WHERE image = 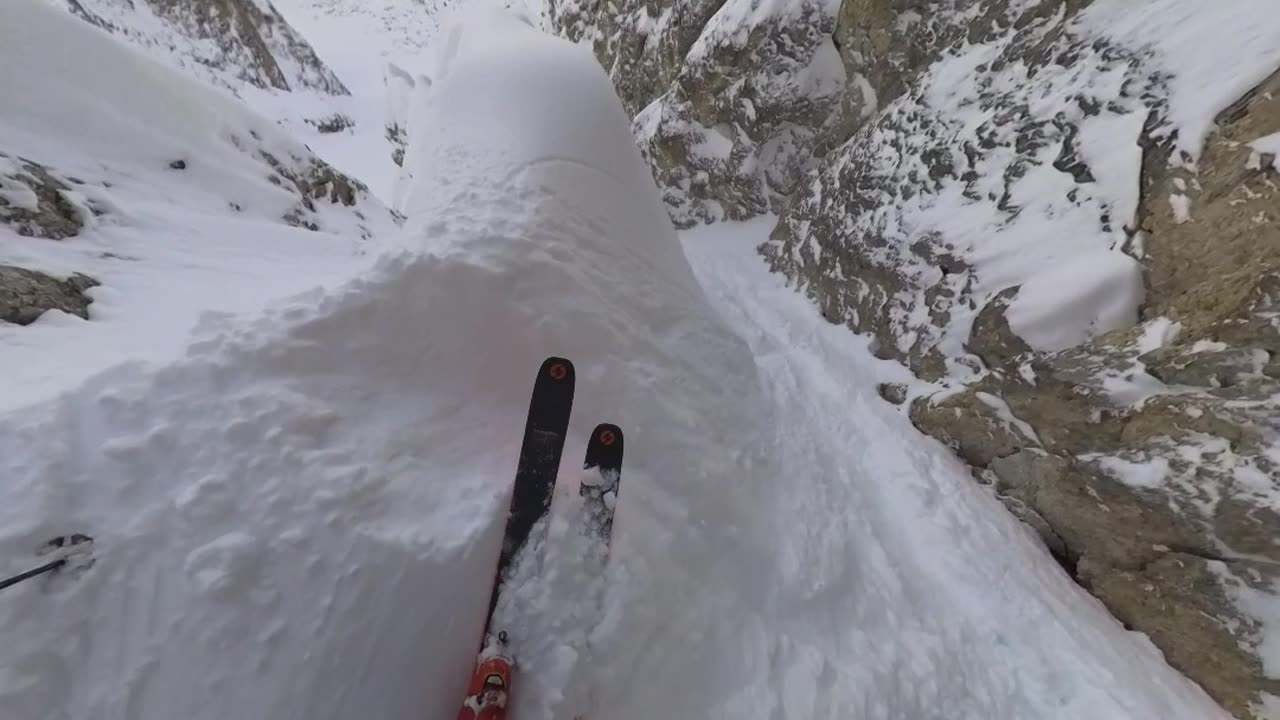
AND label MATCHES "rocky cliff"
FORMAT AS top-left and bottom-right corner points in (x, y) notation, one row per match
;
(62, 0), (349, 95)
(1, 0), (390, 332)
(550, 0), (1280, 716)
